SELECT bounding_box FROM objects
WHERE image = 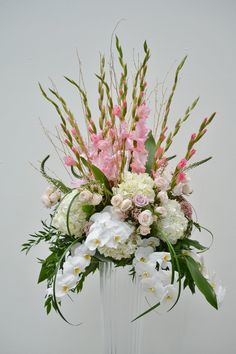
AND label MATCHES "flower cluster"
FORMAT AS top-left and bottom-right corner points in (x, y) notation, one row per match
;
(22, 37), (225, 322)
